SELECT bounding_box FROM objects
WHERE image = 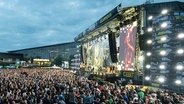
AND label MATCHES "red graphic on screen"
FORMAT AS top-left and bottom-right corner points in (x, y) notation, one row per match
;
(119, 23), (137, 70)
